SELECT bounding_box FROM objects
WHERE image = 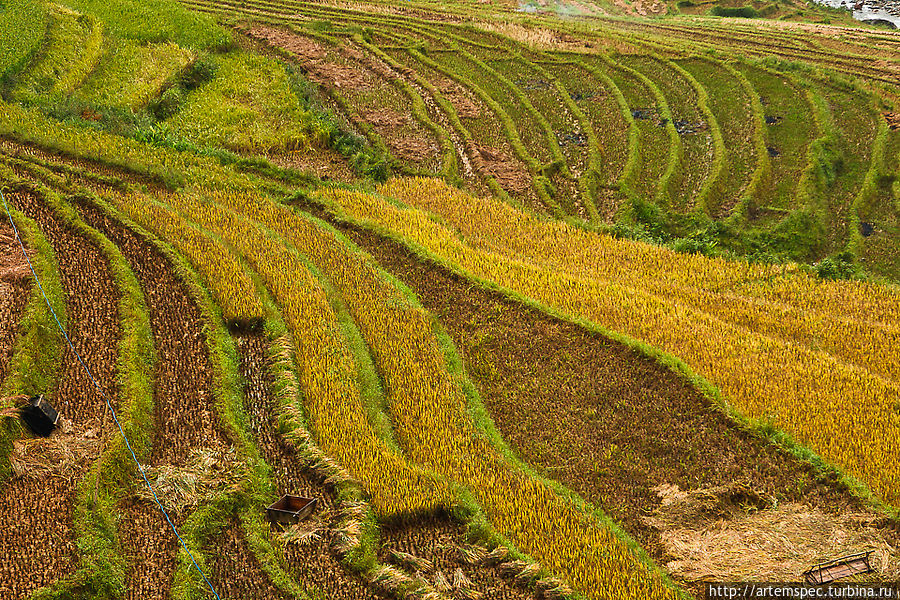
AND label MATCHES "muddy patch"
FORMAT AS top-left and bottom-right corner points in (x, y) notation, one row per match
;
(467, 142), (531, 193)
(436, 79), (481, 118)
(389, 137), (436, 162)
